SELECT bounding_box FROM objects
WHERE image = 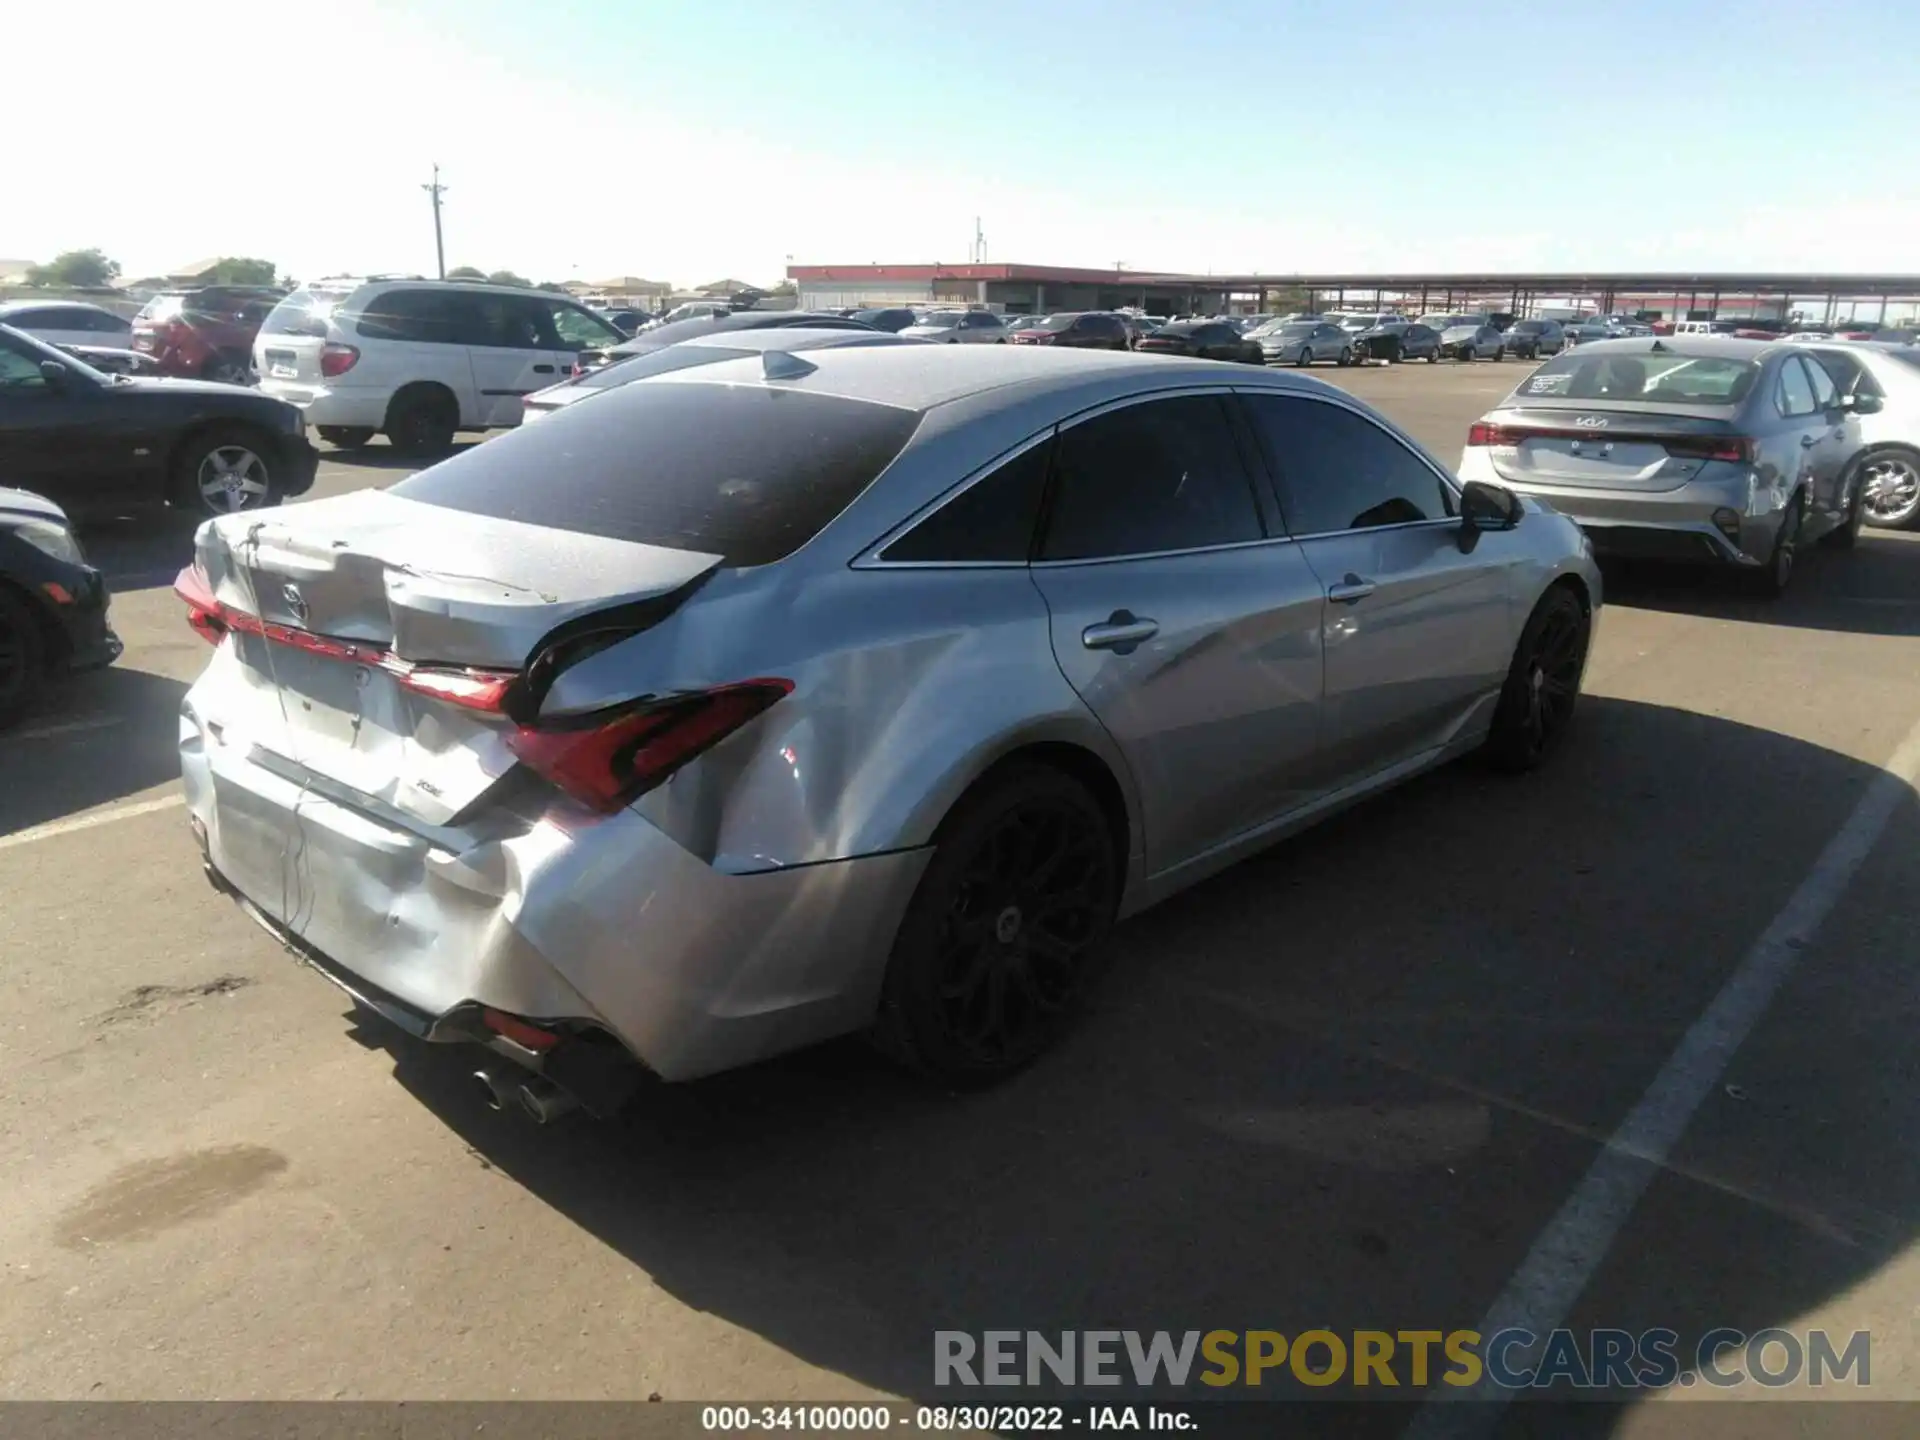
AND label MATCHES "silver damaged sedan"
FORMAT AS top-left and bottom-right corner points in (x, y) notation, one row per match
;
(175, 346), (1601, 1115)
